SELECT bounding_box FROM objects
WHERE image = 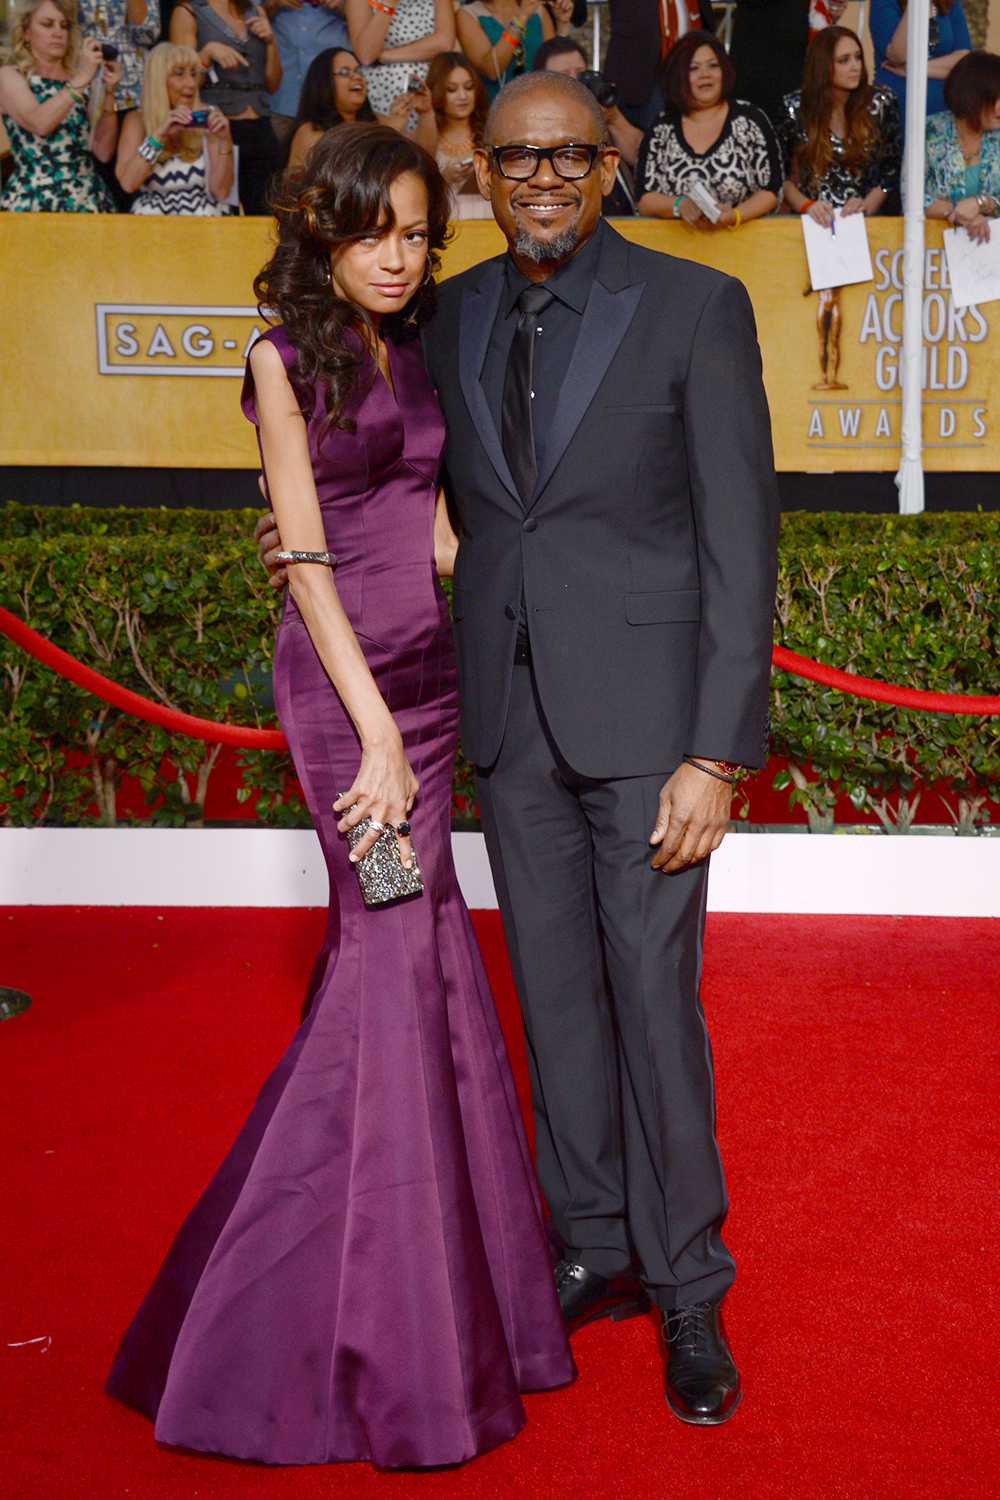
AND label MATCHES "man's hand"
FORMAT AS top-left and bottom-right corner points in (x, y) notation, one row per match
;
(254, 490), (288, 591)
(649, 762), (732, 873)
